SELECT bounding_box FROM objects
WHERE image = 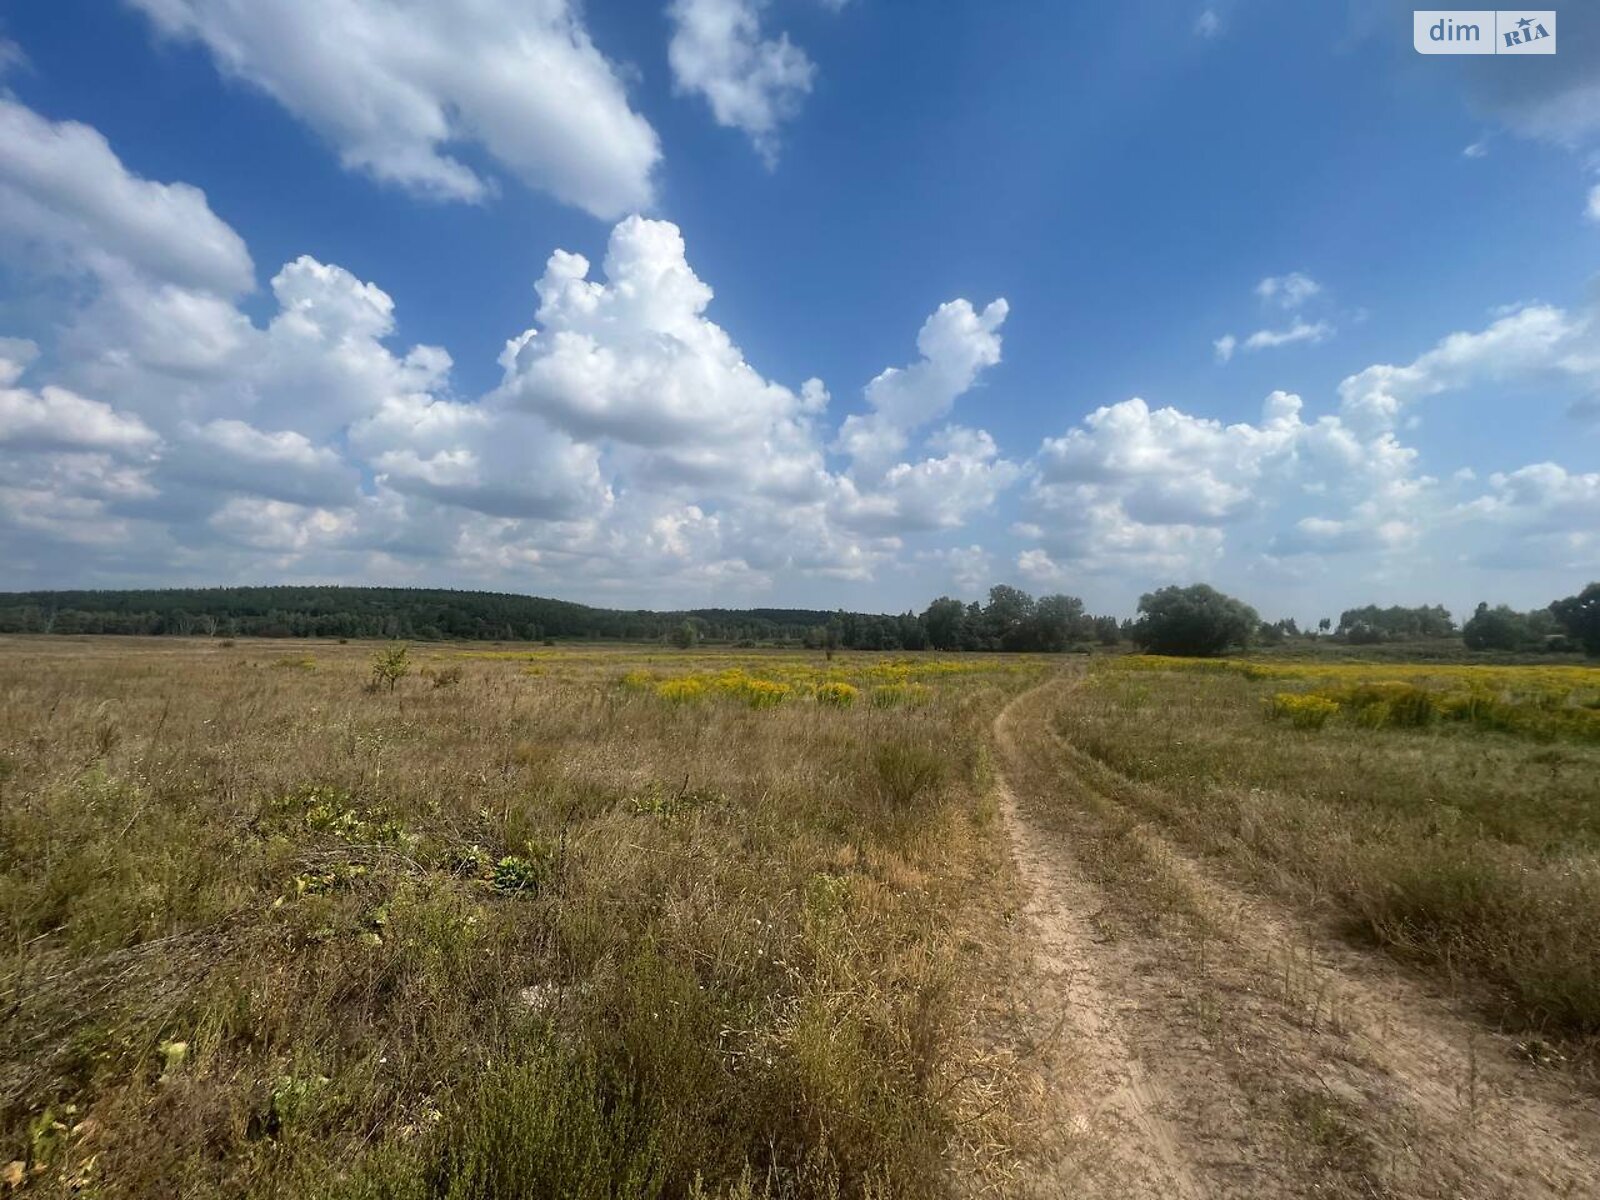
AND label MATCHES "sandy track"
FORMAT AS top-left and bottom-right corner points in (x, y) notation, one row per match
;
(994, 671), (1600, 1199)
